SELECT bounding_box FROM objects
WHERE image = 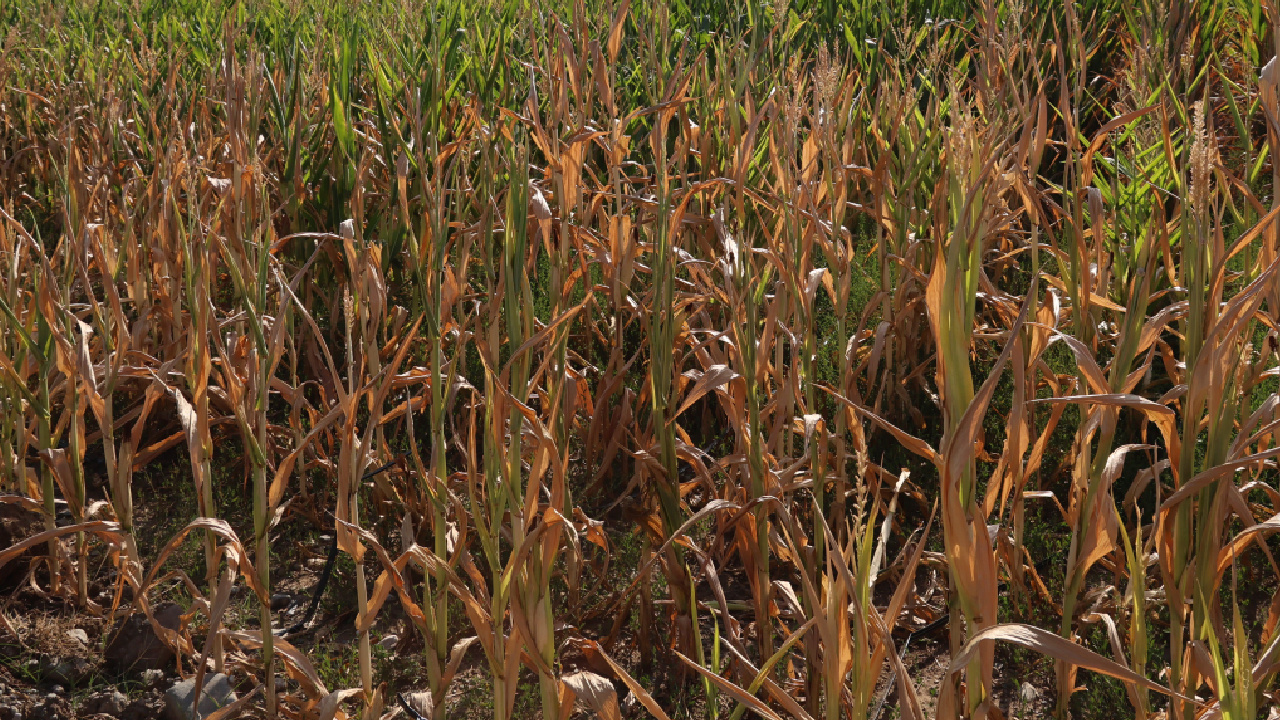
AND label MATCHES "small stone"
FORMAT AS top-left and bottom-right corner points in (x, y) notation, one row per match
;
(163, 674), (236, 720)
(120, 690), (166, 720)
(84, 689), (127, 716)
(142, 669), (165, 688)
(1019, 681), (1039, 702)
(378, 635), (398, 651)
(64, 629), (89, 647)
(29, 694), (70, 720)
(45, 693), (58, 701)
